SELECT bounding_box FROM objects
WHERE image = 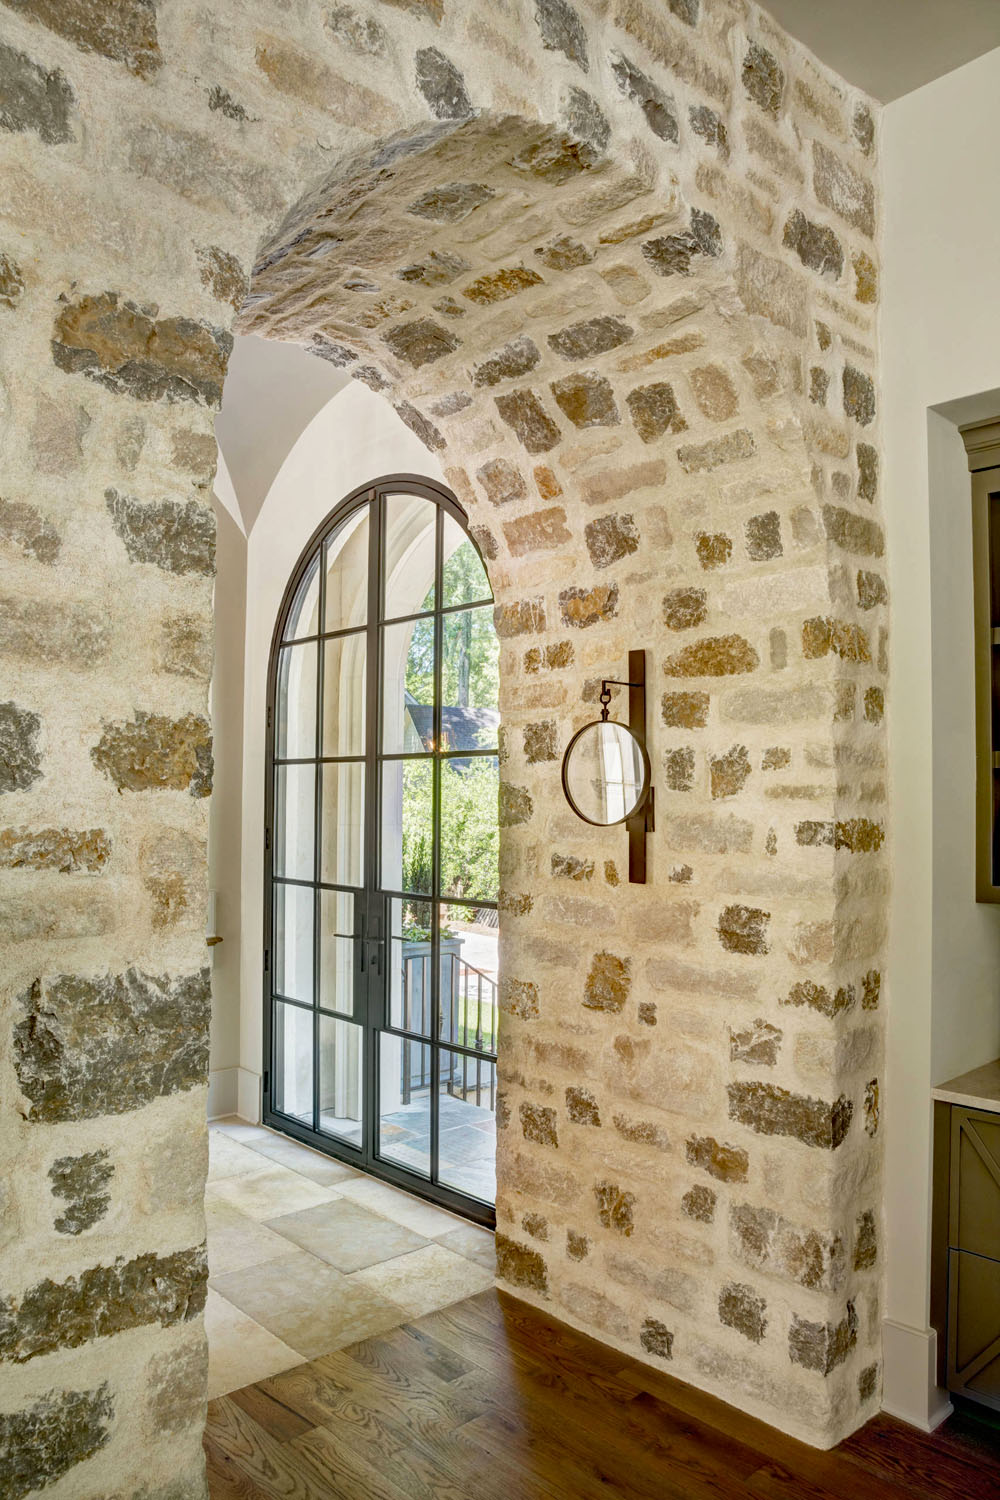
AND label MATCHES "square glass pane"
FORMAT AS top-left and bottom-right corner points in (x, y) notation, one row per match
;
(388, 897), (434, 1034)
(273, 883), (314, 1003)
(383, 618), (434, 754)
(283, 551), (320, 641)
(319, 891), (356, 1016)
(322, 631), (366, 757)
(318, 1015), (364, 1148)
(439, 606), (499, 753)
(319, 762), (364, 887)
(324, 505), (369, 633)
(440, 756), (498, 903)
(442, 513), (491, 606)
(382, 758), (433, 895)
(378, 1034), (430, 1177)
(439, 903), (498, 1057)
(438, 1048), (496, 1204)
(275, 641), (317, 759)
(274, 764), (315, 881)
(384, 494), (437, 619)
(272, 1002), (313, 1126)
